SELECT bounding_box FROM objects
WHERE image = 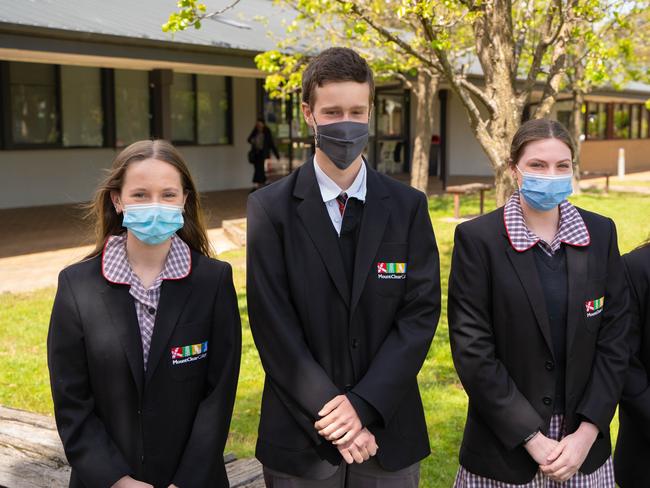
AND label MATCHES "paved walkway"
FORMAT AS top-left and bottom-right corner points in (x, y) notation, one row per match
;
(579, 170), (650, 194)
(0, 228), (239, 294)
